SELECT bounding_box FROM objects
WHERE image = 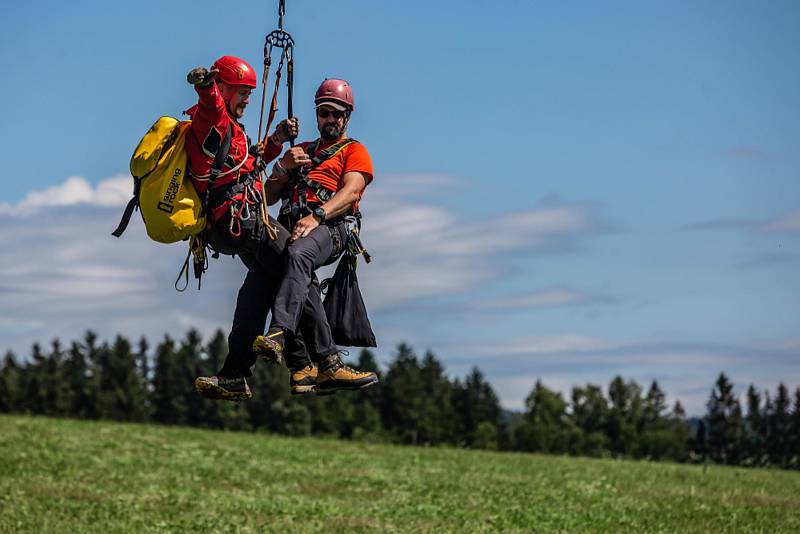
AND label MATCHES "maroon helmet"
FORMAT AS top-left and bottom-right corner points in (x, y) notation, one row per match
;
(314, 79), (354, 111)
(212, 56), (257, 88)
